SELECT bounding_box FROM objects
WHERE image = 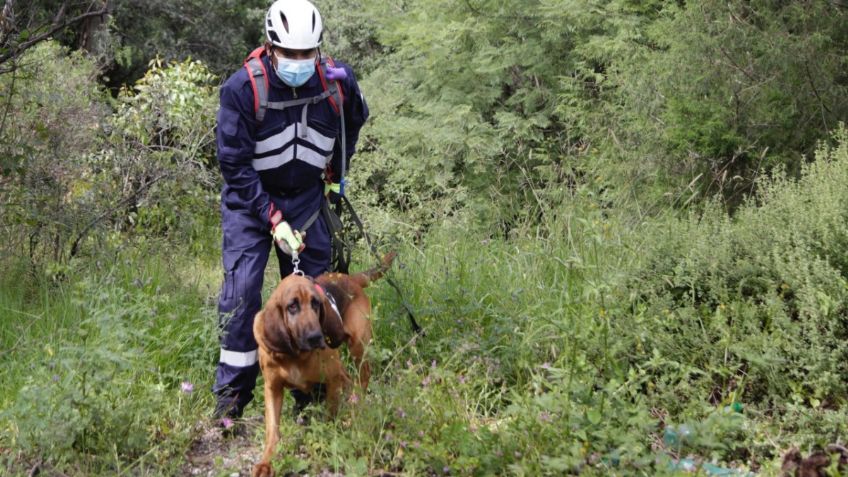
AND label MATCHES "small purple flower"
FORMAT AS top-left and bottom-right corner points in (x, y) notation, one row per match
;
(348, 393), (359, 404)
(221, 417), (234, 429)
(400, 440), (407, 449)
(540, 362), (551, 370)
(384, 432), (392, 442)
(180, 381), (194, 394)
(539, 411), (553, 423)
(457, 374), (467, 384)
(443, 465), (450, 474)
(431, 360), (437, 368)
(418, 430), (425, 437)
(52, 375), (60, 382)
(396, 407), (407, 418)
(422, 375), (432, 387)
